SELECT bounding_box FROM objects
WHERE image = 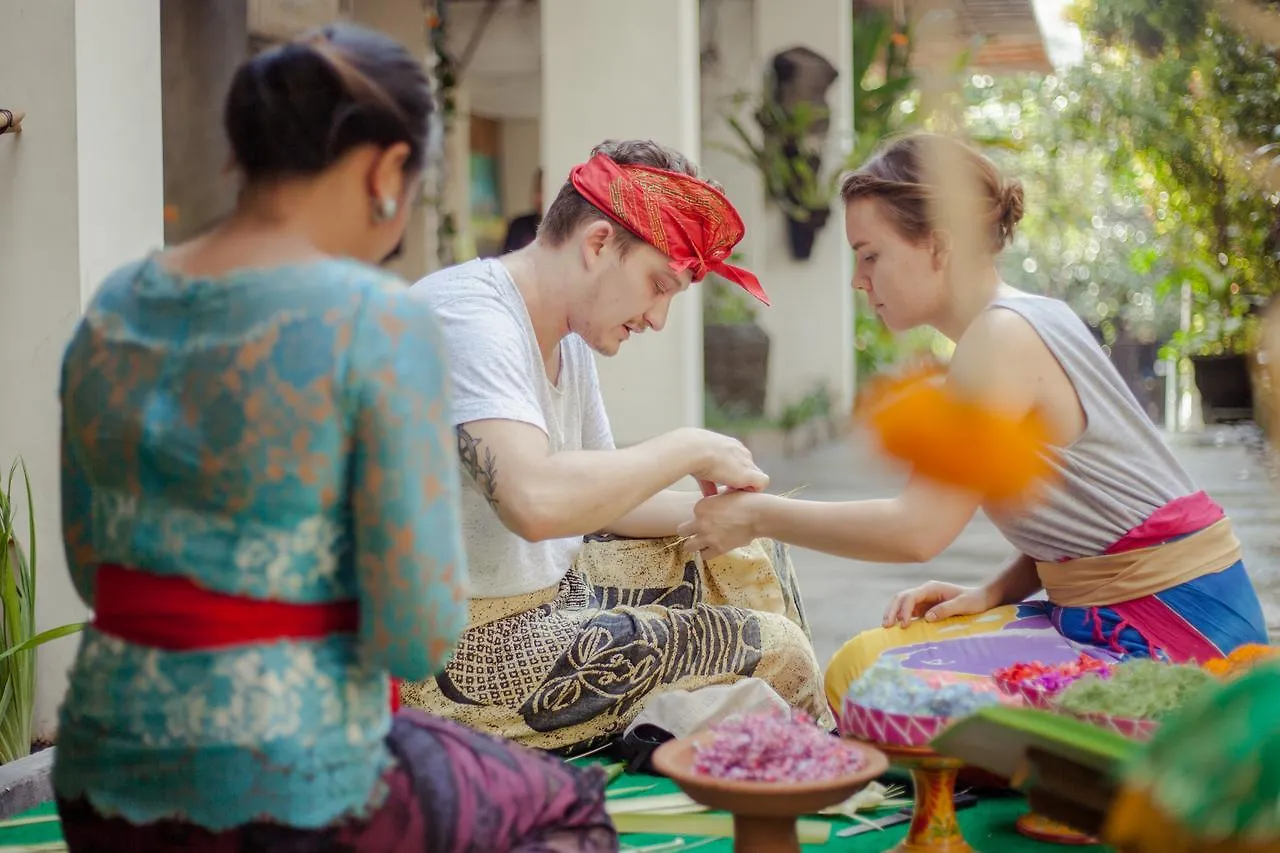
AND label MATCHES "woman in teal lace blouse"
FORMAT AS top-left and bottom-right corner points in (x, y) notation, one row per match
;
(53, 23), (614, 853)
